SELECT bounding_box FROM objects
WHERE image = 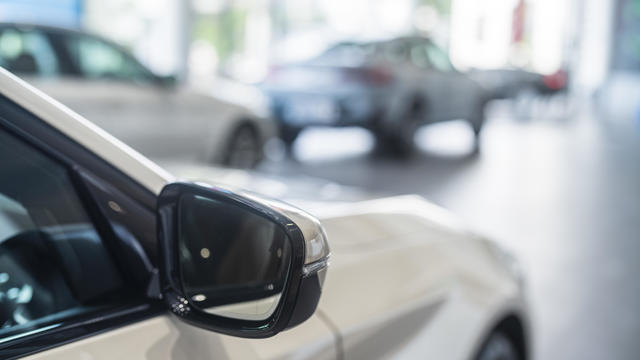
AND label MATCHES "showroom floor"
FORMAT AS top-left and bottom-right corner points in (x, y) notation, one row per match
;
(259, 101), (640, 360)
